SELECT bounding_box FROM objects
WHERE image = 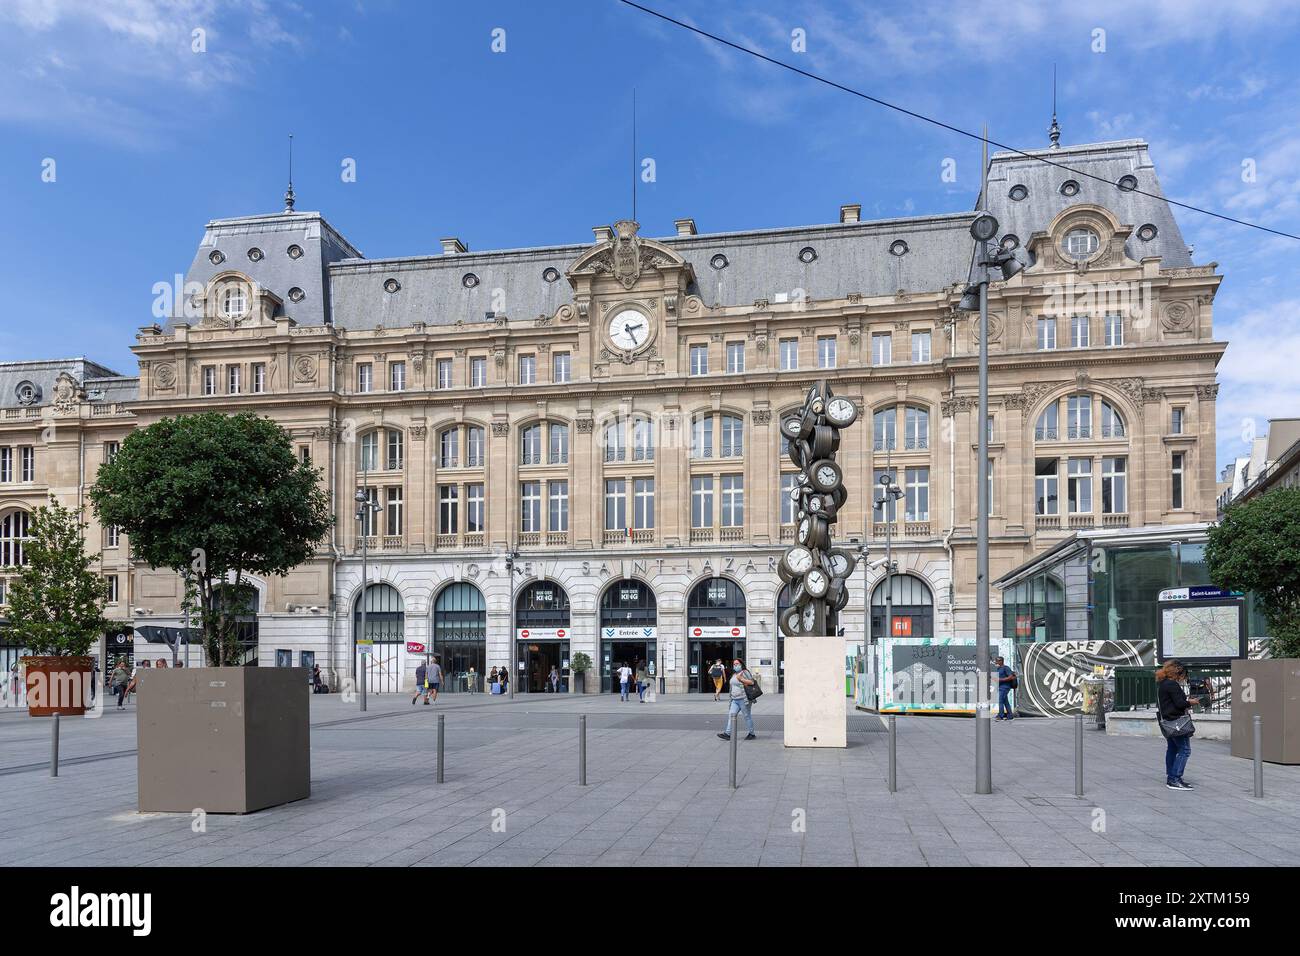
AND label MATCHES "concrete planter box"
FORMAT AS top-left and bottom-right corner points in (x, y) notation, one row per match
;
(1106, 709), (1231, 740)
(1231, 659), (1300, 765)
(138, 667), (311, 814)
